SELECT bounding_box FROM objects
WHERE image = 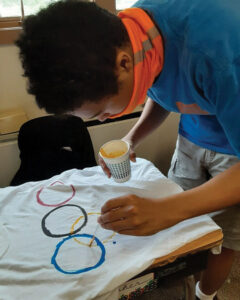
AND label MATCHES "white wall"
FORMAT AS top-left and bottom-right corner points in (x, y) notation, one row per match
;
(0, 45), (47, 119)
